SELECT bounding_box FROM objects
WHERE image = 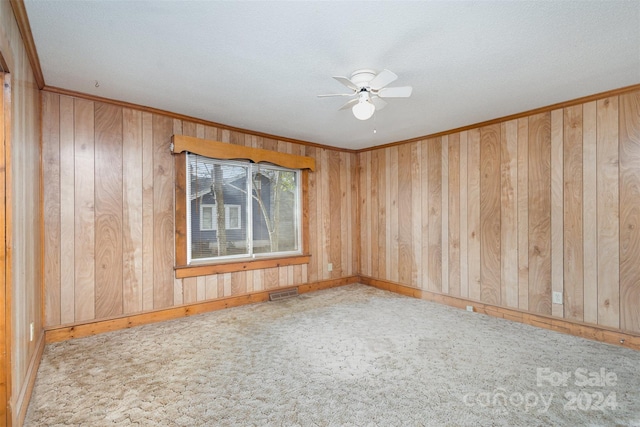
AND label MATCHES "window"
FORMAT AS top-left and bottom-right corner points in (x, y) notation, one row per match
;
(173, 135), (314, 278)
(200, 204), (241, 231)
(186, 153), (302, 263)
